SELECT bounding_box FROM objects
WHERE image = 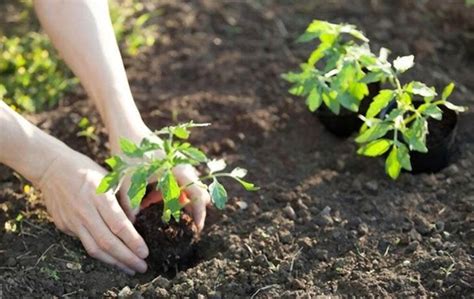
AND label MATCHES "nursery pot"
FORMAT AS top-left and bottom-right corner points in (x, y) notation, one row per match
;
(382, 101), (458, 174)
(315, 82), (380, 137)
